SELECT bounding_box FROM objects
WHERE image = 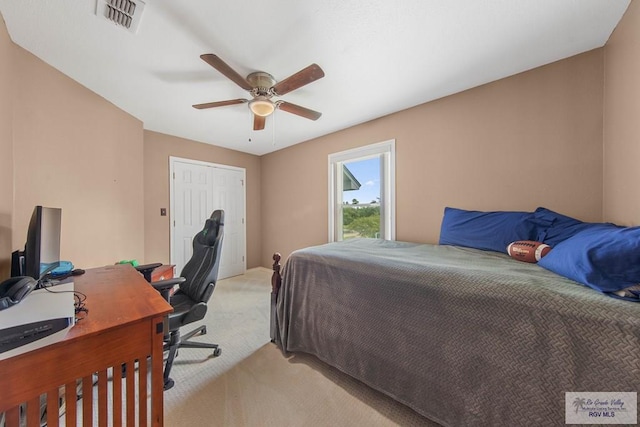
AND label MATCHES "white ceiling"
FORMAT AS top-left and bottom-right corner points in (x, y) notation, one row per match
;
(0, 0), (630, 156)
